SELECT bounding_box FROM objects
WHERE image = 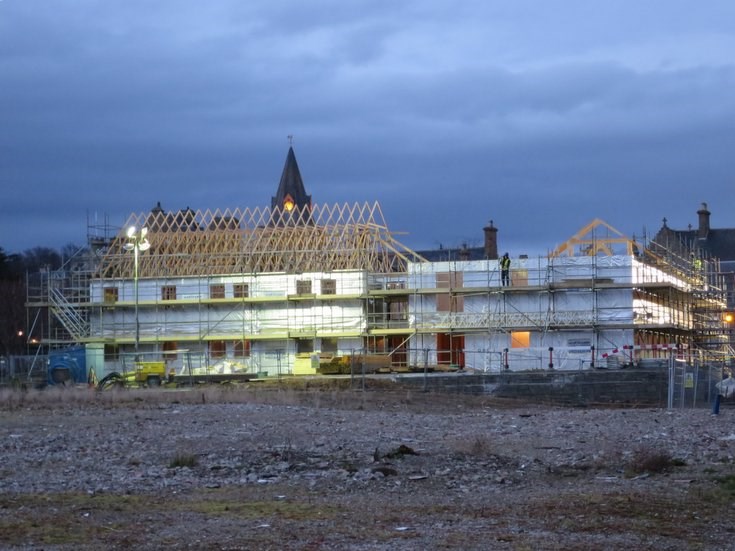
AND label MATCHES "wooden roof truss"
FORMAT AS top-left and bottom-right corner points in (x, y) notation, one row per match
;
(549, 218), (639, 258)
(97, 202), (424, 278)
